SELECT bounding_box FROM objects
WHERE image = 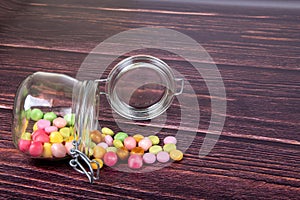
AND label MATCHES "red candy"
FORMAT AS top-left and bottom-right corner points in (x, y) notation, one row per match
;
(103, 152), (118, 167)
(18, 139), (31, 152)
(32, 129), (47, 140)
(29, 141), (43, 157)
(128, 154), (143, 169)
(33, 133), (49, 143)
